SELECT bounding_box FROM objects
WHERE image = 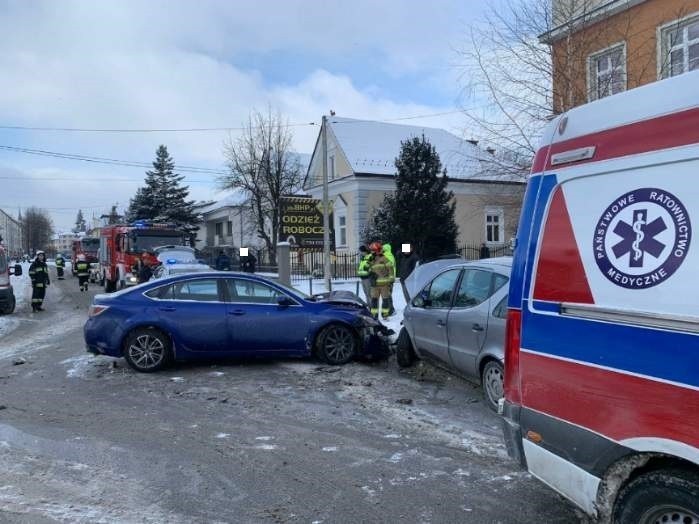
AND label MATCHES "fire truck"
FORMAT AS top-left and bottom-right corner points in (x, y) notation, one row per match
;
(99, 221), (187, 292)
(71, 237), (99, 277)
